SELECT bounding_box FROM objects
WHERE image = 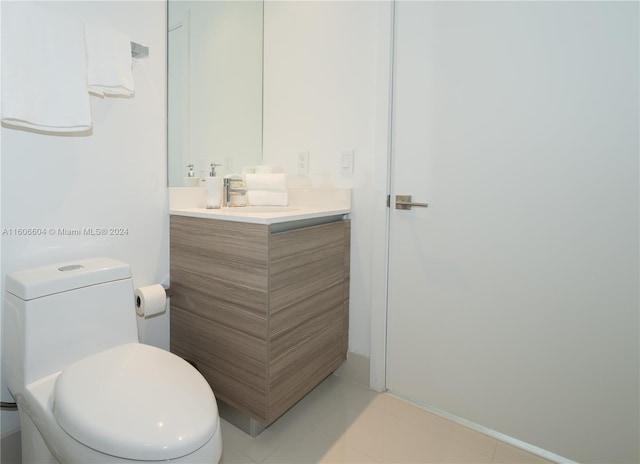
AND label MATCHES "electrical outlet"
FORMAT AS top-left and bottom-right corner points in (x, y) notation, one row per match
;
(297, 151), (310, 175)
